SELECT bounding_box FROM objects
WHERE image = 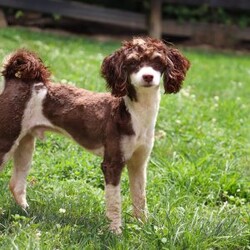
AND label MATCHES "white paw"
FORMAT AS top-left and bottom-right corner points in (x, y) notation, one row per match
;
(109, 223), (122, 235)
(20, 200), (29, 209)
(16, 196), (29, 210)
(133, 208), (148, 222)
